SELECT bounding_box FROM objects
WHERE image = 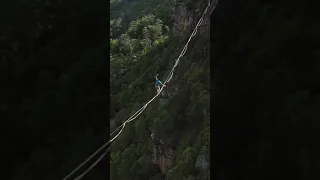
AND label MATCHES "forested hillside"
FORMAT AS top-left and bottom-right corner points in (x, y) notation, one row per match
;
(110, 0), (210, 179)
